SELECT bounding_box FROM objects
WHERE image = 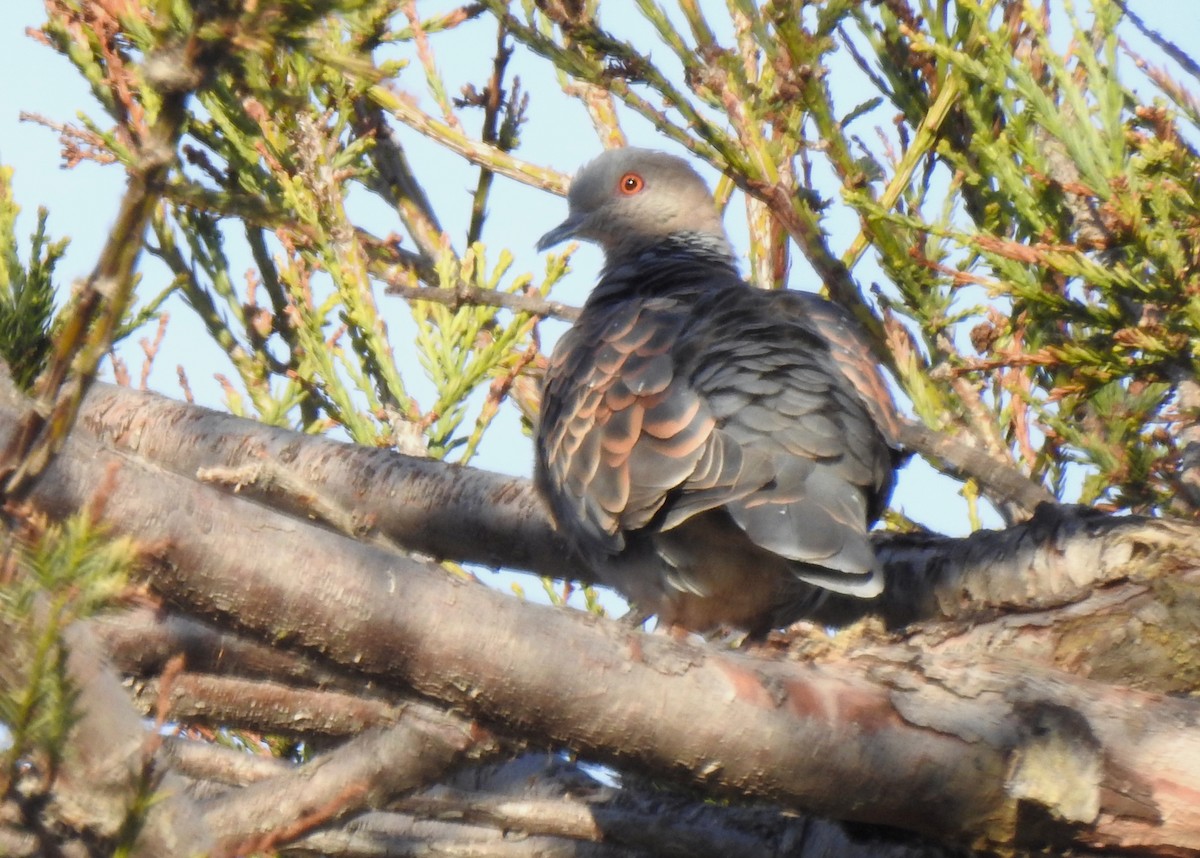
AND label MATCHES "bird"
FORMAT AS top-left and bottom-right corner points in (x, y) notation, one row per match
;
(534, 148), (898, 635)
